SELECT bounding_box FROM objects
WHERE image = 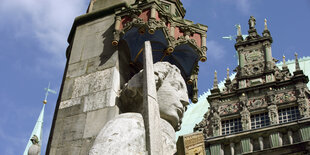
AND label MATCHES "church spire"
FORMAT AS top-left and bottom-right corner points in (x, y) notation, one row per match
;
(24, 83), (57, 155)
